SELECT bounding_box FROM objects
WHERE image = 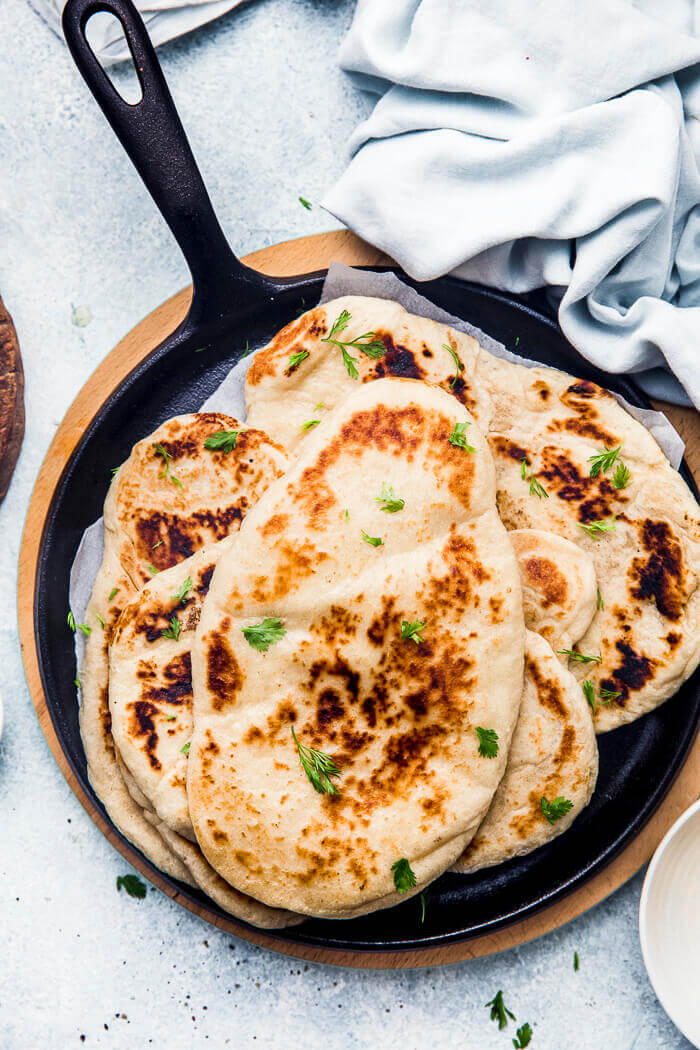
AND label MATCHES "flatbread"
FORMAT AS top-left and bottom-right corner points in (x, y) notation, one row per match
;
(109, 544), (229, 840)
(80, 413), (290, 920)
(509, 529), (597, 656)
(245, 297), (700, 730)
(452, 630), (598, 873)
(189, 378), (525, 918)
(111, 411), (288, 588)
